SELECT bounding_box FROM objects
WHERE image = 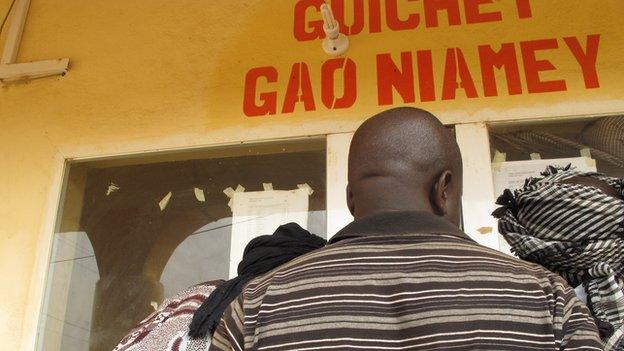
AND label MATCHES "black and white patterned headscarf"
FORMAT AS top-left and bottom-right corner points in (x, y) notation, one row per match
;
(493, 166), (624, 350)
